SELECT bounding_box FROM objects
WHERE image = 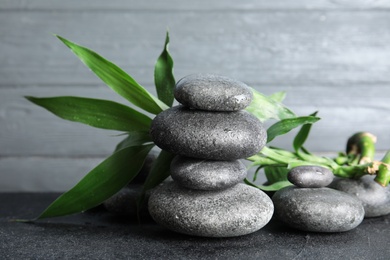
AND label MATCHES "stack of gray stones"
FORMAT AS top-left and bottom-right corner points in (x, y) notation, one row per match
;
(272, 166), (365, 232)
(148, 74), (274, 237)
